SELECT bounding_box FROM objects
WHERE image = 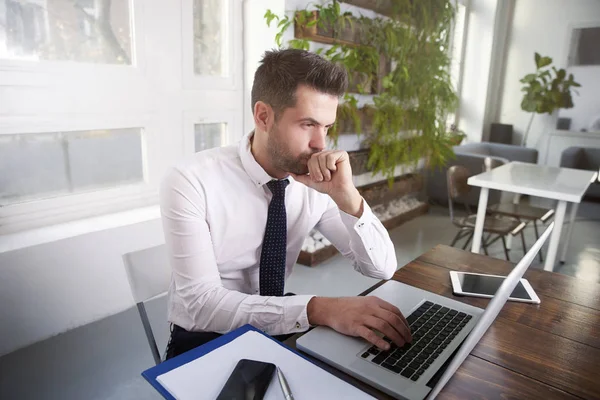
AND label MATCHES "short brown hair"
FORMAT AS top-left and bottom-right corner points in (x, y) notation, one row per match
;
(251, 49), (348, 118)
